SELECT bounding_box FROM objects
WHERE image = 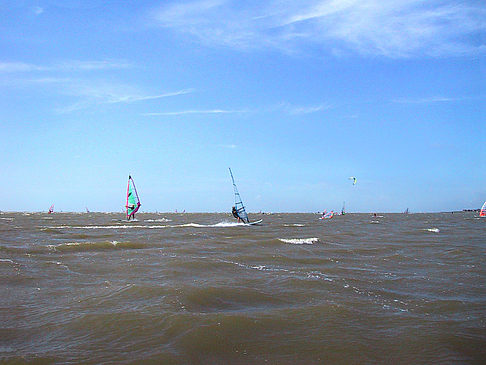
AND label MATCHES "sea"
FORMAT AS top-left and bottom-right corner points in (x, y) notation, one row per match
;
(1, 212), (485, 364)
